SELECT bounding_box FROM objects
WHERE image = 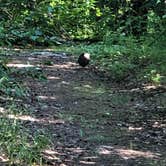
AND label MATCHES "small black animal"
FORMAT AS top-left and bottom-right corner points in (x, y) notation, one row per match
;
(78, 53), (90, 67)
